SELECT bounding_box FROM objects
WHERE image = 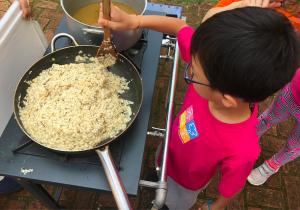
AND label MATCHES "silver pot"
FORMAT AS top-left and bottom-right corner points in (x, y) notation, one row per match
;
(60, 0), (147, 51)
